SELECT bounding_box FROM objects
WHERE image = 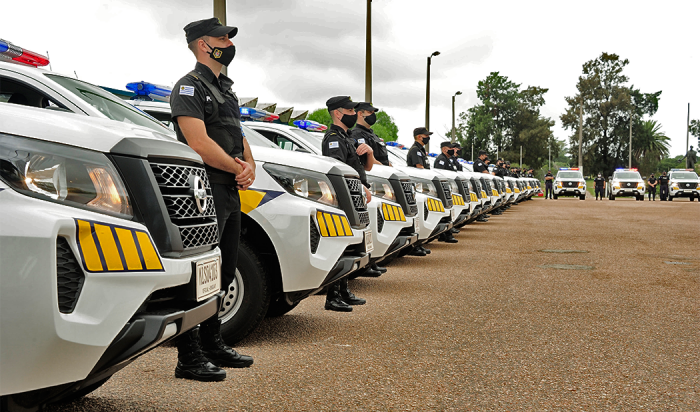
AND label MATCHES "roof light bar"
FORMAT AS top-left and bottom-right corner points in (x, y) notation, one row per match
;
(0, 39), (49, 67)
(125, 81), (172, 100)
(670, 168), (694, 171)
